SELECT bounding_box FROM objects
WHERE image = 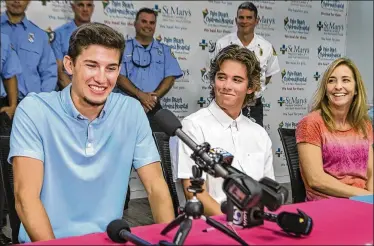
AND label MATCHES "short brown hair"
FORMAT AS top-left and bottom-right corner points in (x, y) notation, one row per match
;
(68, 22), (125, 64)
(209, 44), (261, 107)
